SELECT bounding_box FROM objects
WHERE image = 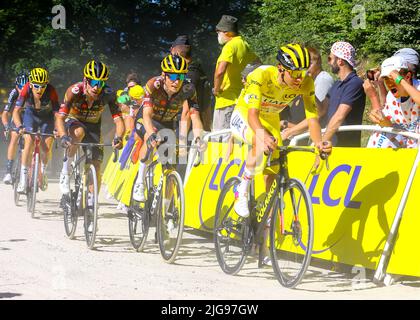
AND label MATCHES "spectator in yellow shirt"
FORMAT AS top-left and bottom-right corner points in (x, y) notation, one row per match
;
(212, 14), (260, 132)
